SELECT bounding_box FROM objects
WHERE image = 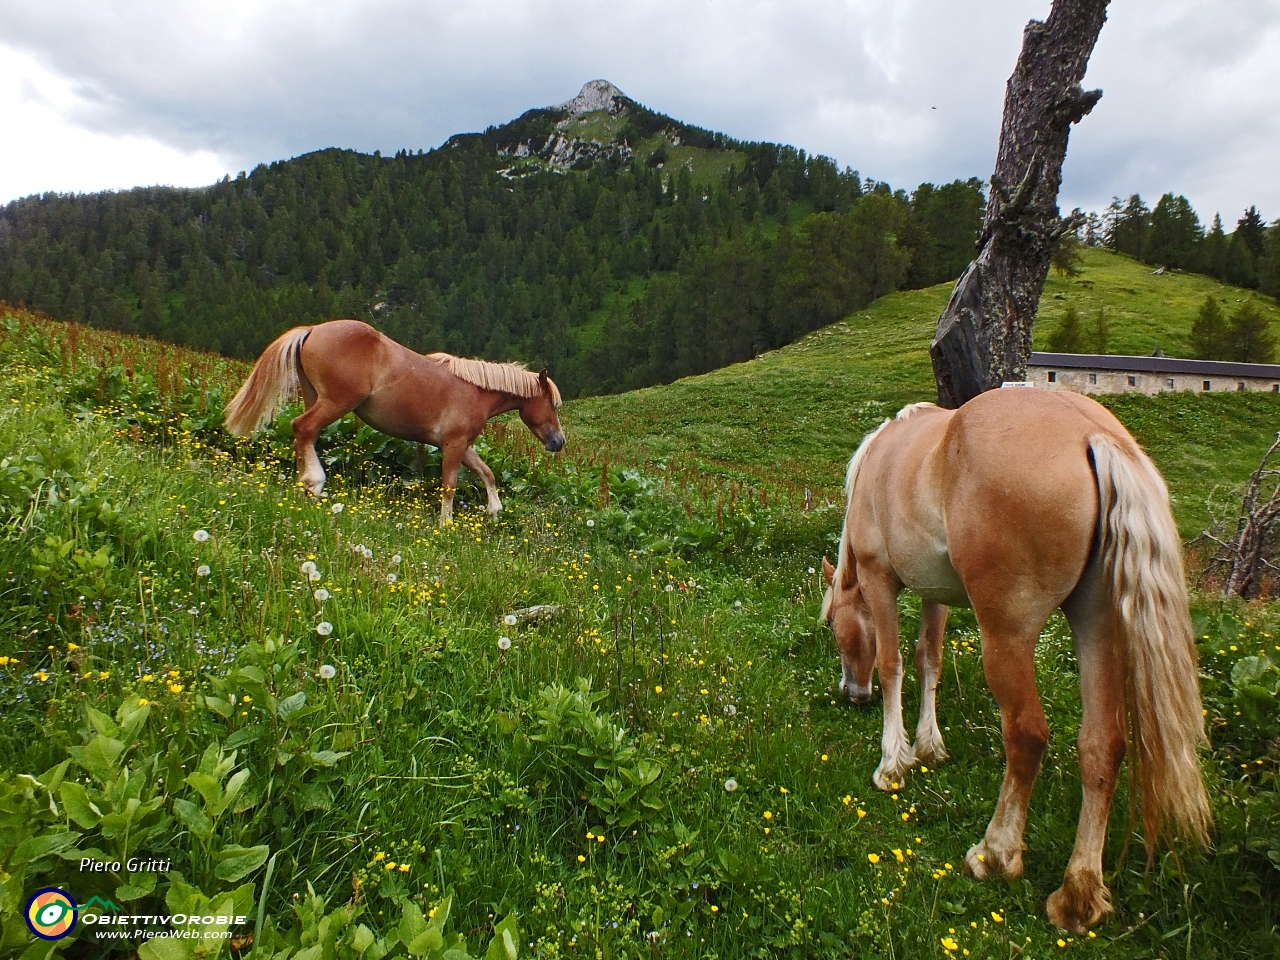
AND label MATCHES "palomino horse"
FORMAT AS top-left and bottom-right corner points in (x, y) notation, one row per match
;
(224, 319), (565, 523)
(820, 388), (1209, 933)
